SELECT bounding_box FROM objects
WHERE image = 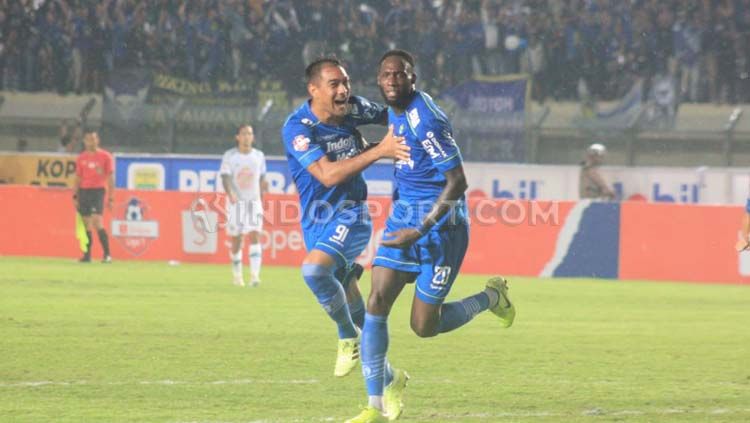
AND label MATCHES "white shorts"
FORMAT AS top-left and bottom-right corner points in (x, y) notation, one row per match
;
(225, 200), (263, 236)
